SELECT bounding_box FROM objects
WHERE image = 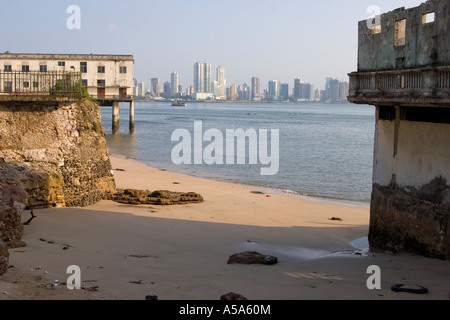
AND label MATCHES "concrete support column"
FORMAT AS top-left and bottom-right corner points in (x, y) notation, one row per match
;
(129, 100), (135, 132)
(112, 101), (120, 134)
